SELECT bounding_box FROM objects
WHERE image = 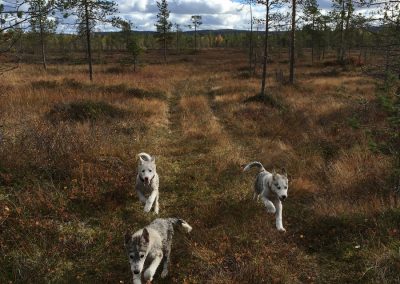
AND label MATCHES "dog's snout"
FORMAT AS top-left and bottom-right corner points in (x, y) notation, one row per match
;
(280, 195), (287, 201)
(133, 270), (140, 275)
(144, 177), (149, 181)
